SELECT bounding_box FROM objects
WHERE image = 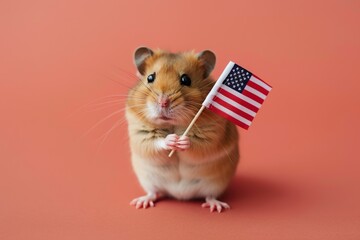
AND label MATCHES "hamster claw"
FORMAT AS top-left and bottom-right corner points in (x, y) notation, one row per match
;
(164, 134), (179, 150)
(202, 197), (230, 213)
(164, 134), (191, 151)
(176, 136), (190, 150)
(130, 193), (158, 209)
